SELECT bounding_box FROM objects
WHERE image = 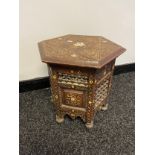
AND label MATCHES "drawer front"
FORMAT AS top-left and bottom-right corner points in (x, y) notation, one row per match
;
(63, 89), (83, 107)
(60, 88), (87, 109)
